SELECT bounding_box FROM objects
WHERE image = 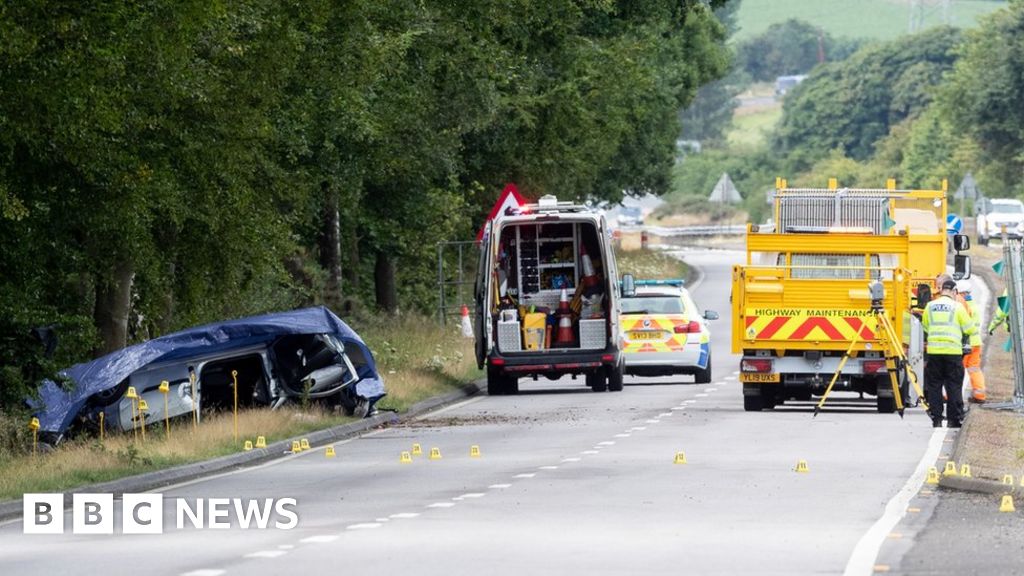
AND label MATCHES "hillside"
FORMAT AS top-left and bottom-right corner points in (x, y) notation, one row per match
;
(734, 0), (1007, 42)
